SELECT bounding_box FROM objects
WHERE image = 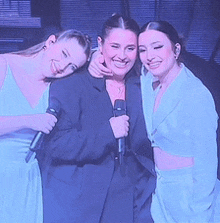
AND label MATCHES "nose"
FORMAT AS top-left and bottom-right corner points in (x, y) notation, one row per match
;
(146, 49), (155, 62)
(59, 59), (71, 73)
(118, 49), (126, 60)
